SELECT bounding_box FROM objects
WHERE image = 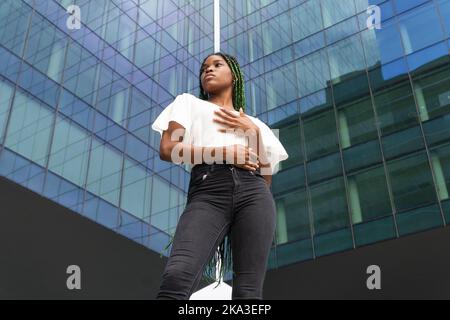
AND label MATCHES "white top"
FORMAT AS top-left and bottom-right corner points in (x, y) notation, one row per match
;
(151, 93), (289, 174)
